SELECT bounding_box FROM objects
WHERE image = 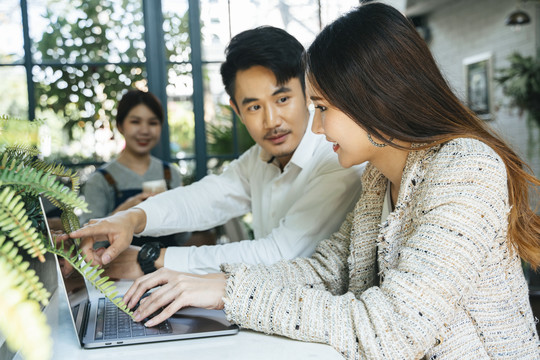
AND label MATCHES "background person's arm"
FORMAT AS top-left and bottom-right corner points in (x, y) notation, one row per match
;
(79, 171), (115, 225)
